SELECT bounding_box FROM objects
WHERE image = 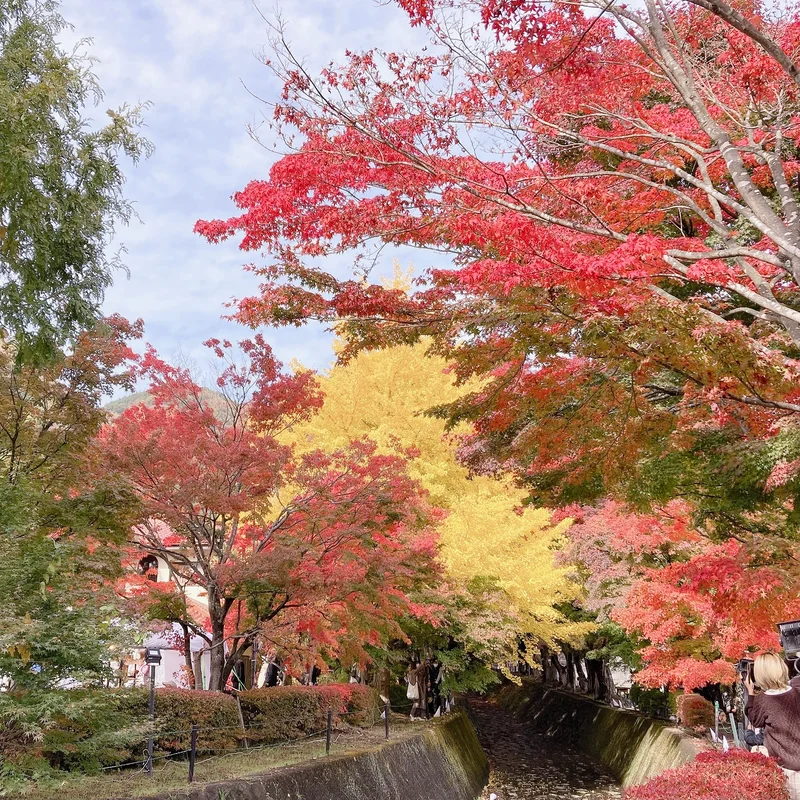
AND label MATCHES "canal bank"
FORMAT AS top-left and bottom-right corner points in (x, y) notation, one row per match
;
(493, 680), (705, 788)
(111, 712), (488, 800)
(471, 695), (621, 800)
(101, 683), (704, 800)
